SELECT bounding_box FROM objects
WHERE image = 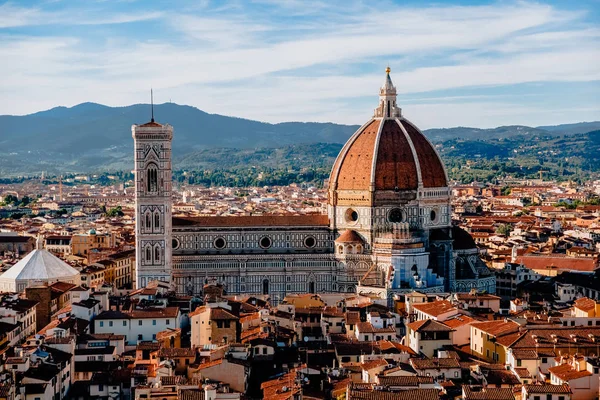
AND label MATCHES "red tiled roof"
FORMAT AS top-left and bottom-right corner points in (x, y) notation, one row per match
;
(470, 320), (520, 337)
(514, 368), (531, 378)
(442, 314), (477, 329)
(333, 120), (380, 191)
(574, 297), (596, 312)
(515, 254), (598, 272)
(462, 386), (515, 400)
(361, 359), (388, 371)
(412, 300), (456, 318)
(377, 375), (434, 387)
(407, 319), (453, 332)
(377, 340), (416, 355)
(374, 119), (419, 190)
(411, 358), (460, 370)
(523, 384), (572, 394)
(508, 327), (600, 349)
(335, 230), (364, 243)
(329, 118), (447, 195)
(548, 363), (593, 381)
(402, 120), (447, 188)
(210, 308), (238, 320)
(349, 387), (440, 400)
(129, 307), (179, 319)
